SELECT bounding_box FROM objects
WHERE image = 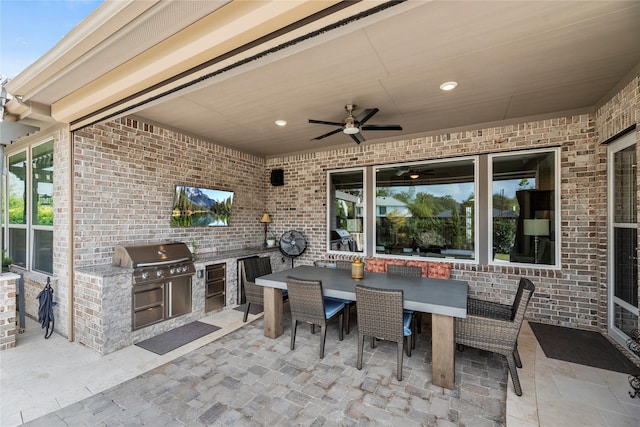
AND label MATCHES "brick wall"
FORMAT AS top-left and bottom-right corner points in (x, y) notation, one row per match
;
(72, 118), (267, 266)
(595, 76), (640, 330)
(265, 114), (607, 329)
(0, 274), (18, 350)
